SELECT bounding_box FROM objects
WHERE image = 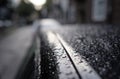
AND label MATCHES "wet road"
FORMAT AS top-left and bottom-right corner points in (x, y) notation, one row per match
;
(39, 20), (120, 79)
